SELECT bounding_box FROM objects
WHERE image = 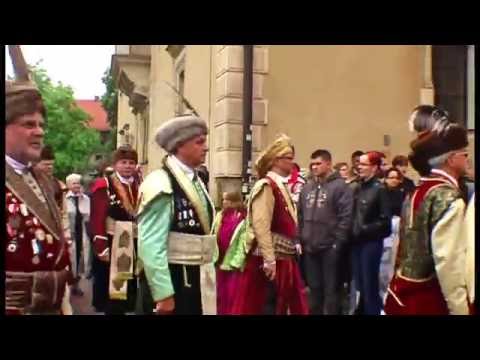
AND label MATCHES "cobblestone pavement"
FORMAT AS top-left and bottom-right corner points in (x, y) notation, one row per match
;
(69, 277), (101, 315)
